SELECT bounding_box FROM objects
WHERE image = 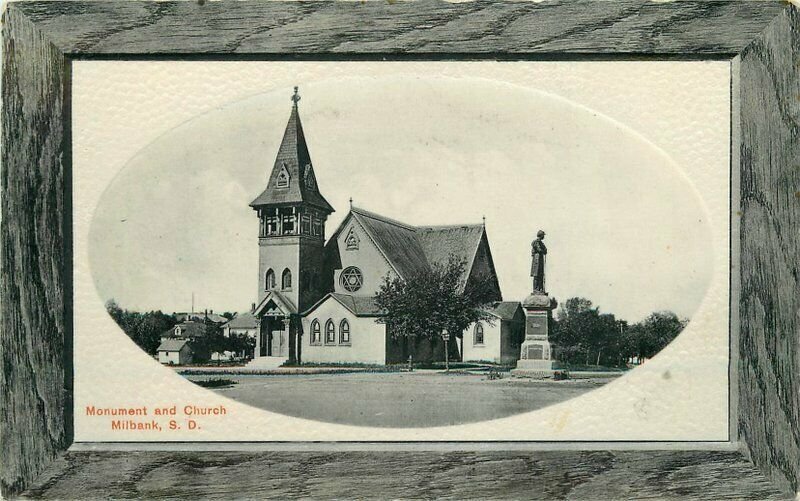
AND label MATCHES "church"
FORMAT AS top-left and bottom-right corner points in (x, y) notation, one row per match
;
(247, 88), (523, 368)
